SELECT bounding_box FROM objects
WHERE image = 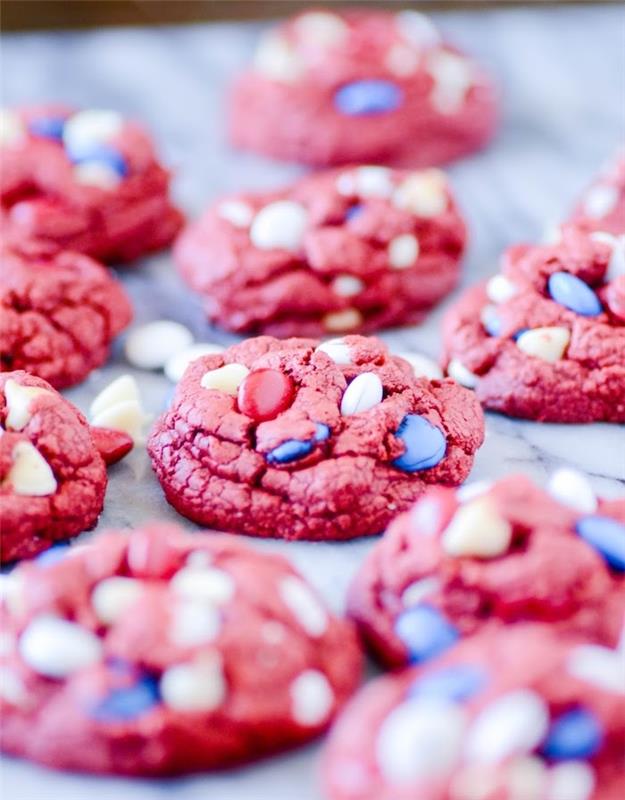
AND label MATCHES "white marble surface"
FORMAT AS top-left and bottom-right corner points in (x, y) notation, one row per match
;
(2, 4), (625, 799)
